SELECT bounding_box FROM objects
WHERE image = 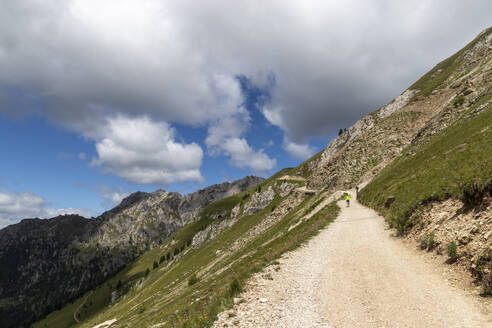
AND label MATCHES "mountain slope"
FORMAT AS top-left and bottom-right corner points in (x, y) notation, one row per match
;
(31, 27), (492, 327)
(33, 167), (339, 328)
(0, 176), (263, 328)
(308, 27), (492, 192)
